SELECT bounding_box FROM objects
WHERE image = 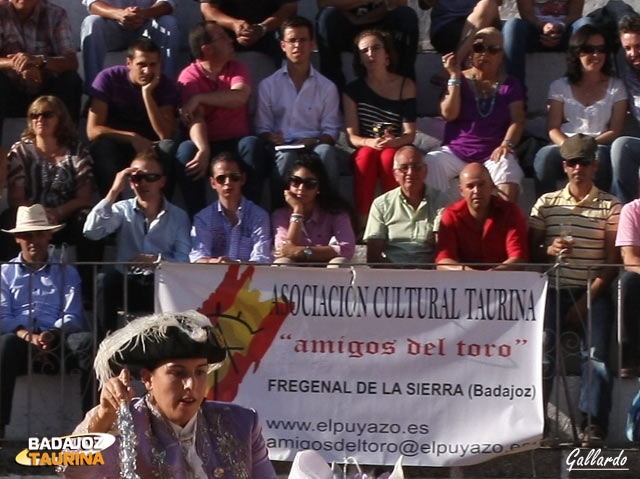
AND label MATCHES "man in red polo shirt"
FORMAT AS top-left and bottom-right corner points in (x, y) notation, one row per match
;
(436, 162), (529, 270)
